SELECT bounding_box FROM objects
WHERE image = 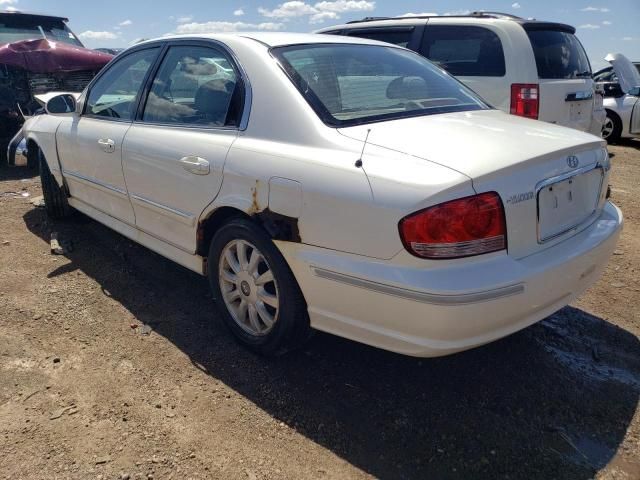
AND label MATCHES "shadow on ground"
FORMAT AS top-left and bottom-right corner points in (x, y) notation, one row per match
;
(0, 165), (38, 182)
(616, 138), (640, 150)
(23, 208), (640, 479)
